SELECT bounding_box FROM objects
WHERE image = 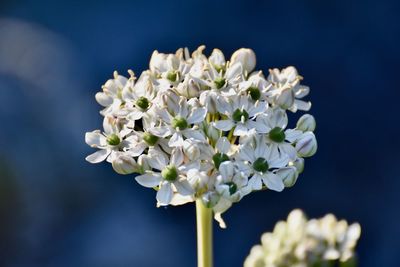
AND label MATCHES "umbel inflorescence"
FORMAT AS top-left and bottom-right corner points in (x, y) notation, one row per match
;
(85, 46), (317, 227)
(244, 210), (361, 267)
